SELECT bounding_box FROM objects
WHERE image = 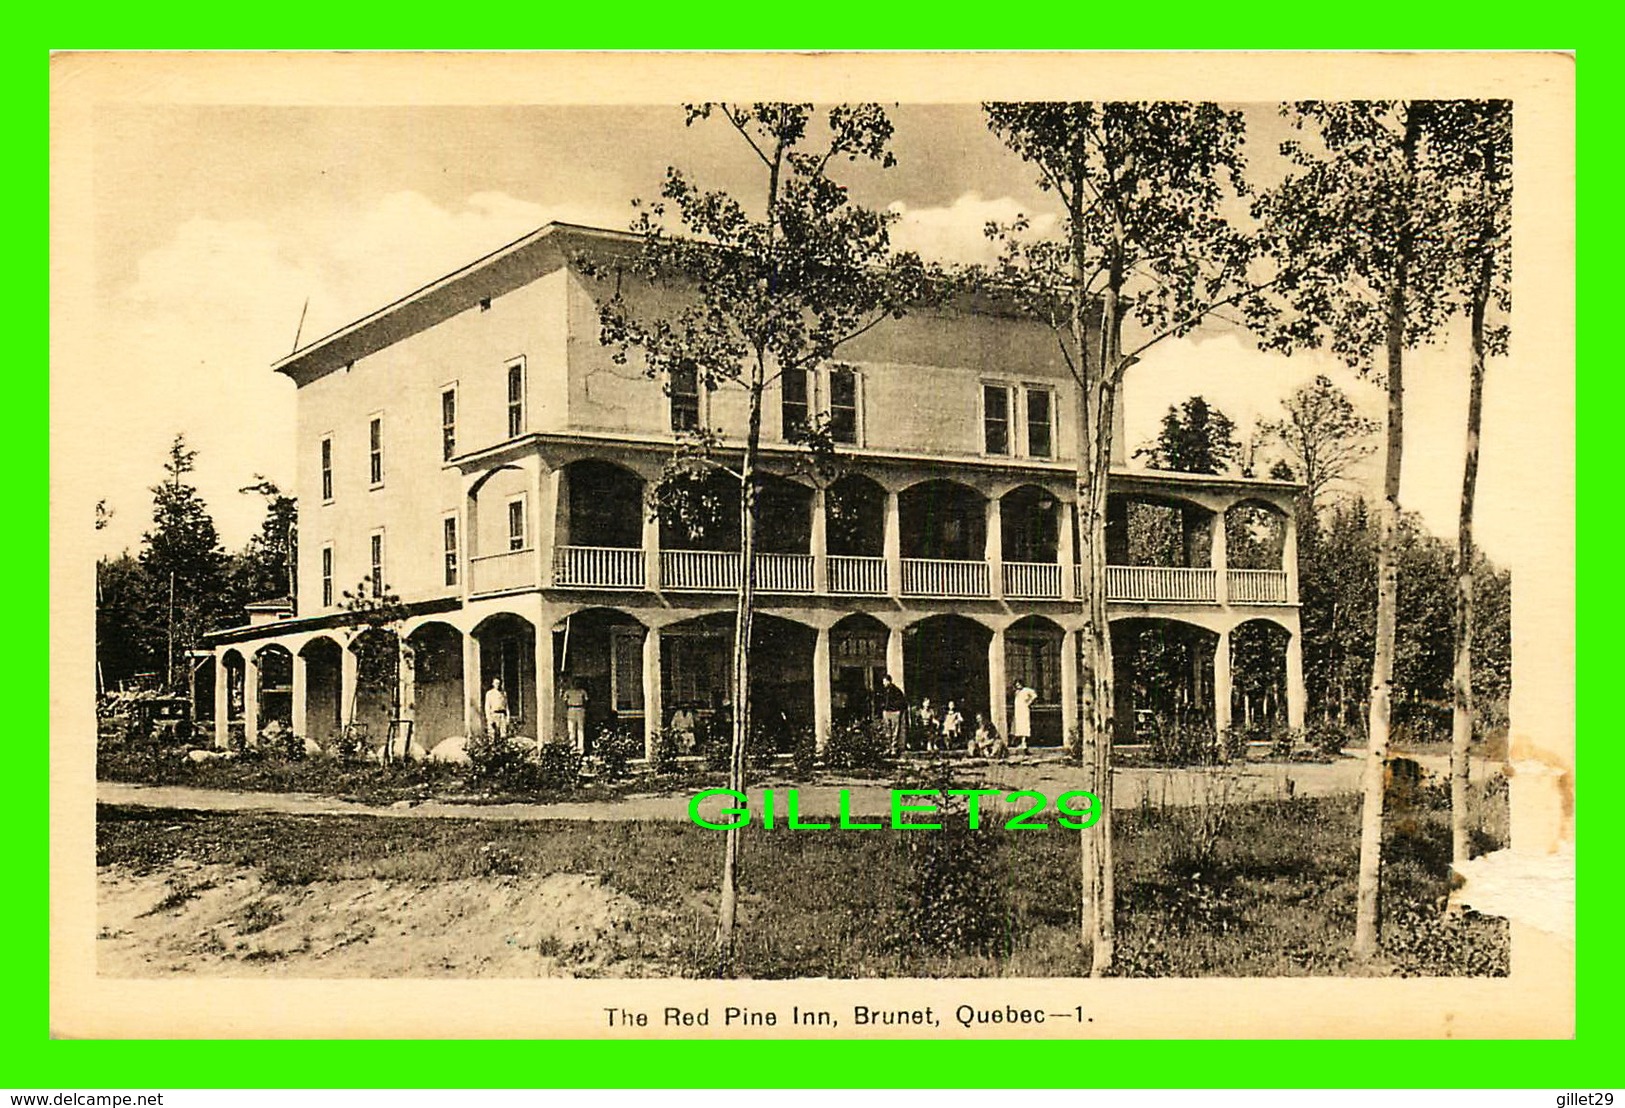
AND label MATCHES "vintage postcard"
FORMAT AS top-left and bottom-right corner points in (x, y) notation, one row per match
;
(51, 51), (1575, 1039)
